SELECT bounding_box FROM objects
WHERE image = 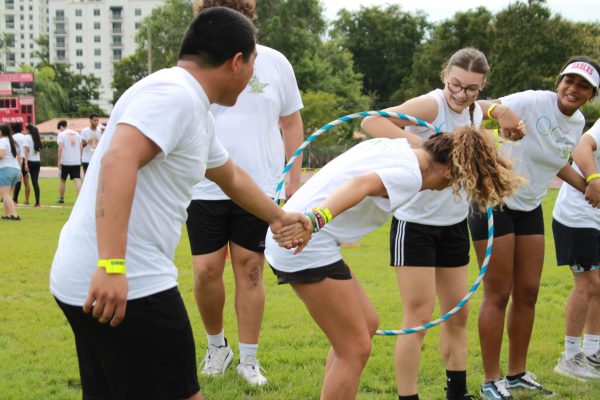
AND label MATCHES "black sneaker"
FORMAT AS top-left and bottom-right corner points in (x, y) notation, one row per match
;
(57, 198), (64, 204)
(445, 388), (475, 400)
(506, 372), (554, 397)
